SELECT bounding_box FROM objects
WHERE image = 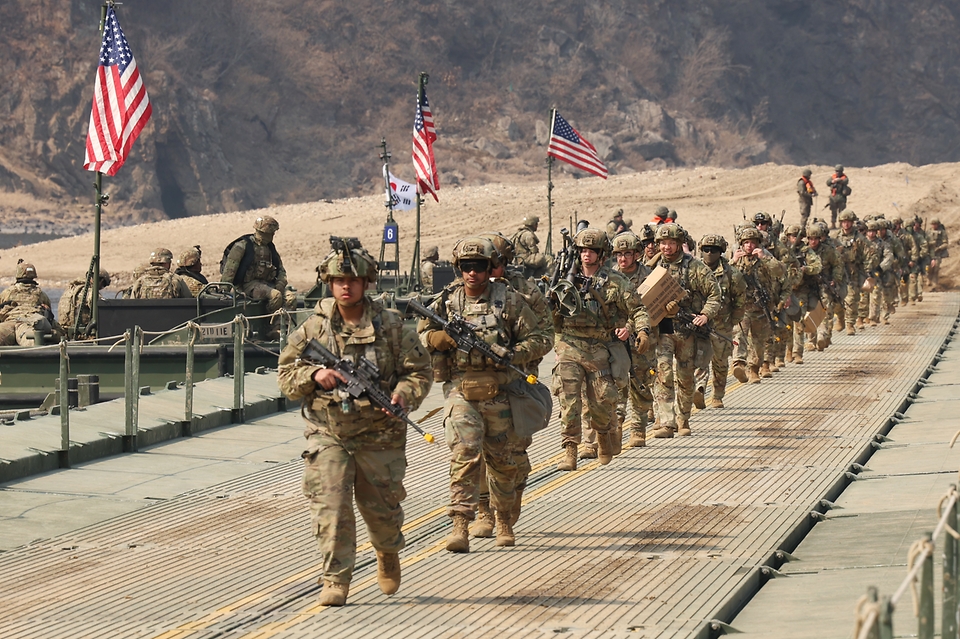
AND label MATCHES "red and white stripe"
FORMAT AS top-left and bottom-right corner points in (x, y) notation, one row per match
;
(83, 58), (151, 176)
(413, 92), (439, 202)
(547, 113), (608, 179)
